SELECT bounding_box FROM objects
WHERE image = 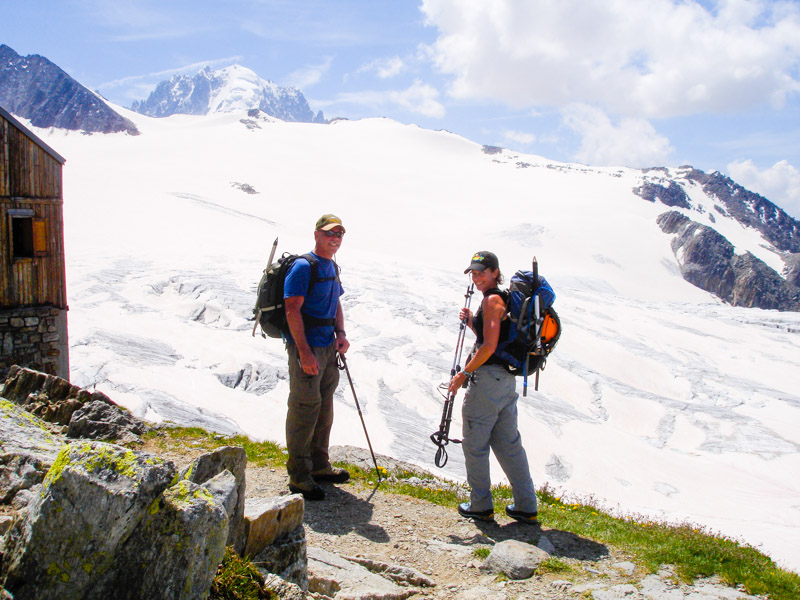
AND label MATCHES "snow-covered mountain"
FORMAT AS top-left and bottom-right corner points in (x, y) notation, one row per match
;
(20, 105), (800, 574)
(130, 65), (325, 123)
(0, 44), (139, 135)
